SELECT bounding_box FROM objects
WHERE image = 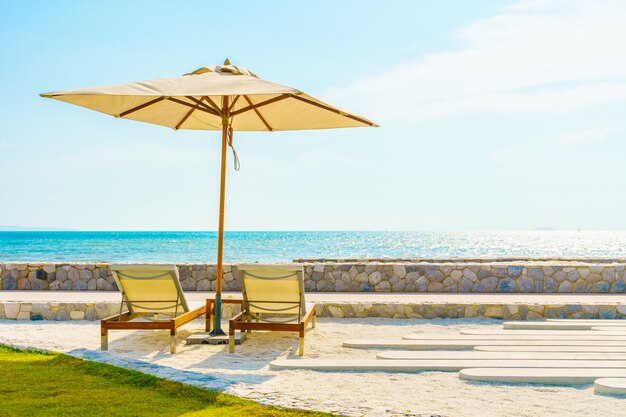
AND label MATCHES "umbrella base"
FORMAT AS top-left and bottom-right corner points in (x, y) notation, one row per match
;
(186, 332), (246, 346)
